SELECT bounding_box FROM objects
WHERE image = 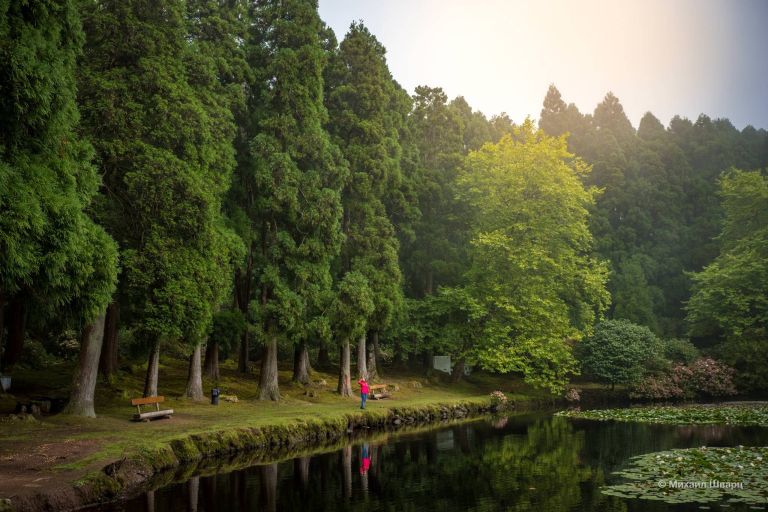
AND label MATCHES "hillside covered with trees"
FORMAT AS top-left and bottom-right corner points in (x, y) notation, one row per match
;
(1, 0), (767, 418)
